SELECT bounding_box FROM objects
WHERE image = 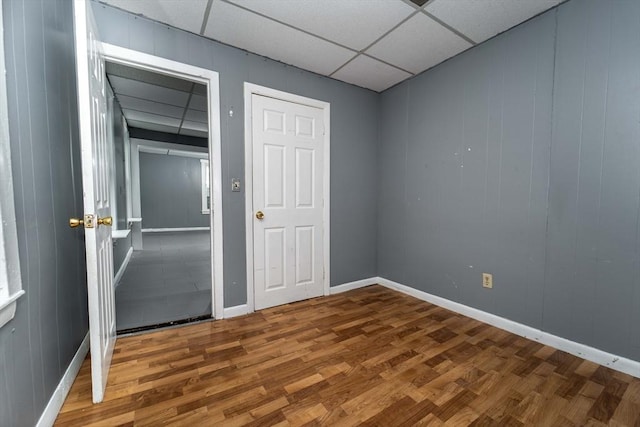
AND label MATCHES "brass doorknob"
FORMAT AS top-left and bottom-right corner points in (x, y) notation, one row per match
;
(98, 216), (113, 226)
(255, 211), (265, 220)
(69, 218), (83, 228)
